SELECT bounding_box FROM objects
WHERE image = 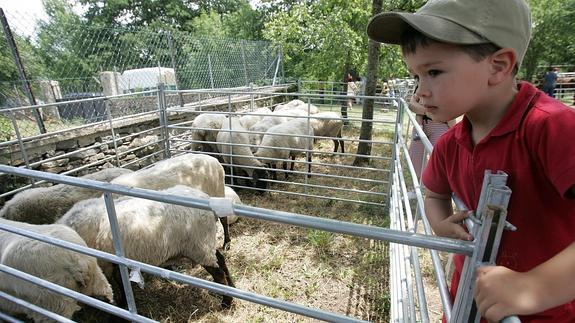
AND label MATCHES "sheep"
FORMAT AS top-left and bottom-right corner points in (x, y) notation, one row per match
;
(224, 186), (241, 225)
(310, 112), (345, 153)
(110, 153), (232, 249)
(274, 100), (319, 114)
(248, 108), (308, 152)
(0, 219), (114, 322)
(238, 107), (273, 130)
(216, 117), (269, 191)
(188, 113), (227, 152)
(56, 185), (235, 309)
(254, 118), (314, 180)
(215, 186), (242, 245)
(0, 167), (133, 225)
